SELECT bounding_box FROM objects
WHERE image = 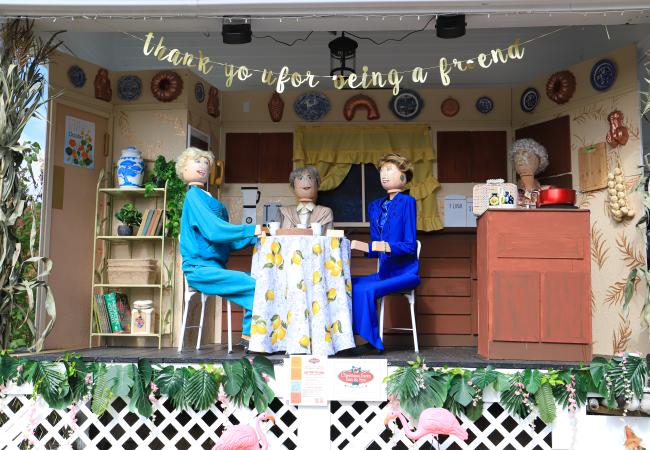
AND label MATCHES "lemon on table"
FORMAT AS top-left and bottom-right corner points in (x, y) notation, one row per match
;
(271, 332), (278, 345)
(266, 253), (274, 263)
(327, 288), (337, 302)
(287, 311), (293, 325)
(331, 237), (340, 249)
(345, 280), (352, 295)
(325, 331), (332, 343)
(312, 243), (323, 255)
(324, 259), (335, 270)
(274, 254), (284, 267)
(299, 335), (310, 349)
(312, 301), (321, 315)
(272, 315), (281, 330)
(291, 250), (303, 265)
(313, 271), (322, 284)
(271, 240), (281, 254)
(251, 324), (259, 335)
(265, 290), (275, 301)
(256, 323), (267, 335)
(332, 320), (342, 333)
(278, 327), (287, 340)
